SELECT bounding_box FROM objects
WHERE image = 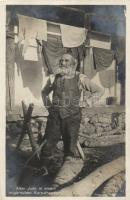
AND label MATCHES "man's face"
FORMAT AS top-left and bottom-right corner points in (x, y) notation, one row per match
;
(59, 54), (75, 76)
